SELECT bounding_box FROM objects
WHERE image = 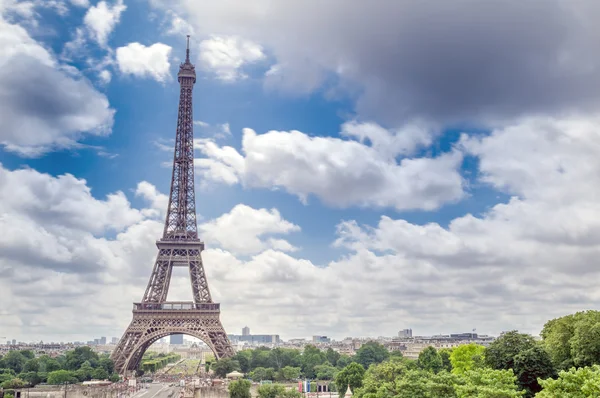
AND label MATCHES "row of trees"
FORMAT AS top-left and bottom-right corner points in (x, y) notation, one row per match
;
(140, 353), (181, 373)
(217, 310), (600, 397)
(211, 341), (391, 381)
(0, 347), (120, 389)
